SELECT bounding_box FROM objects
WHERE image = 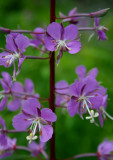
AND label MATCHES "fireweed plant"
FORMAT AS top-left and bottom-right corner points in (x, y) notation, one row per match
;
(0, 1), (112, 159)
